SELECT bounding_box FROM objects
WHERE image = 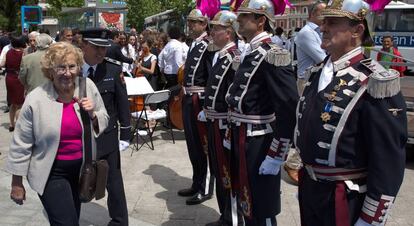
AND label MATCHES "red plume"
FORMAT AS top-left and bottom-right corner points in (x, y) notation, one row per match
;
(364, 0), (391, 12)
(272, 0), (292, 15)
(196, 0), (221, 19)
